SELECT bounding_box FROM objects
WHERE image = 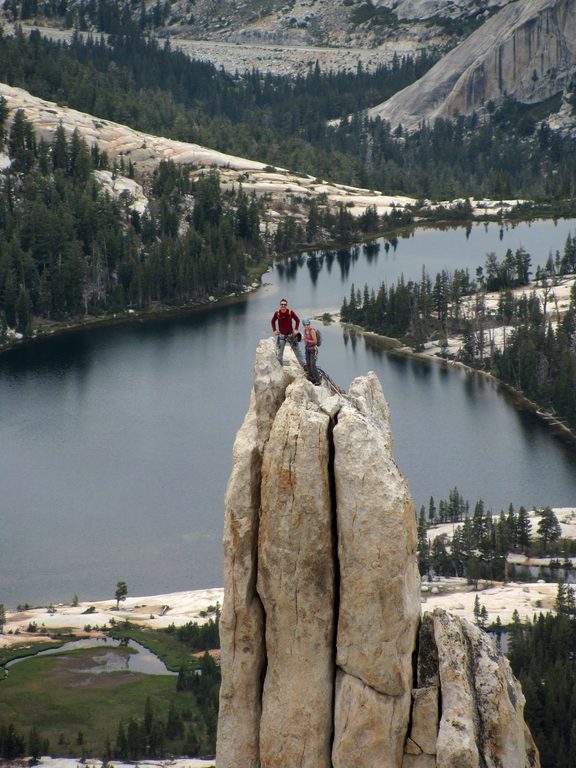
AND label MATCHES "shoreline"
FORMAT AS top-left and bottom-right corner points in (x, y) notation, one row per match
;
(344, 322), (576, 447)
(3, 543), (575, 643)
(0, 587), (225, 644)
(2, 211), (573, 356)
(0, 283), (263, 356)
